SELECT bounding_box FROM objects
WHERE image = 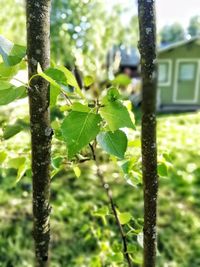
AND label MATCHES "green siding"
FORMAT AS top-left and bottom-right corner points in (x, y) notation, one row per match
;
(158, 41), (200, 107)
